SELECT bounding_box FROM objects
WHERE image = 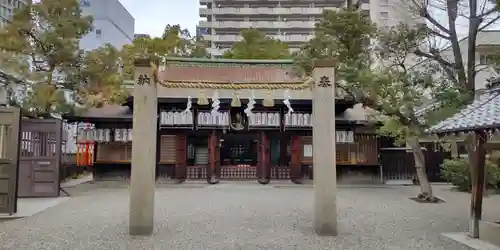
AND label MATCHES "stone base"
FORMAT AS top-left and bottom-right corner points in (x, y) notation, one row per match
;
(207, 176), (220, 184)
(129, 225), (154, 236)
(479, 221), (500, 247)
(258, 178), (270, 184)
(441, 232), (500, 250)
(314, 225), (338, 236)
